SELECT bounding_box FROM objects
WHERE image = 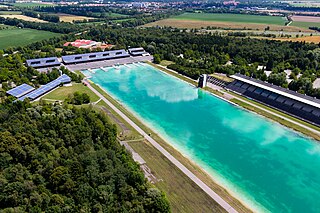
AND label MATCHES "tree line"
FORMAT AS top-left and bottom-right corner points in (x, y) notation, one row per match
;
(22, 10), (60, 23)
(84, 27), (320, 97)
(0, 102), (170, 212)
